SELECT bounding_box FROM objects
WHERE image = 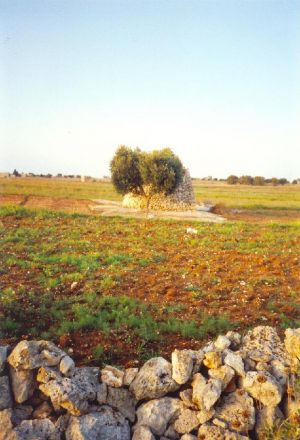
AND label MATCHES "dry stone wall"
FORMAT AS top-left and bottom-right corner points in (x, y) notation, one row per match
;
(122, 169), (196, 211)
(1, 326), (300, 439)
